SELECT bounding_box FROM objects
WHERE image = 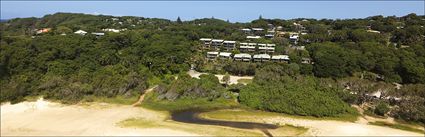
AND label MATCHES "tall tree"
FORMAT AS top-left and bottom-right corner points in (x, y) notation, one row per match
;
(176, 16), (182, 24)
